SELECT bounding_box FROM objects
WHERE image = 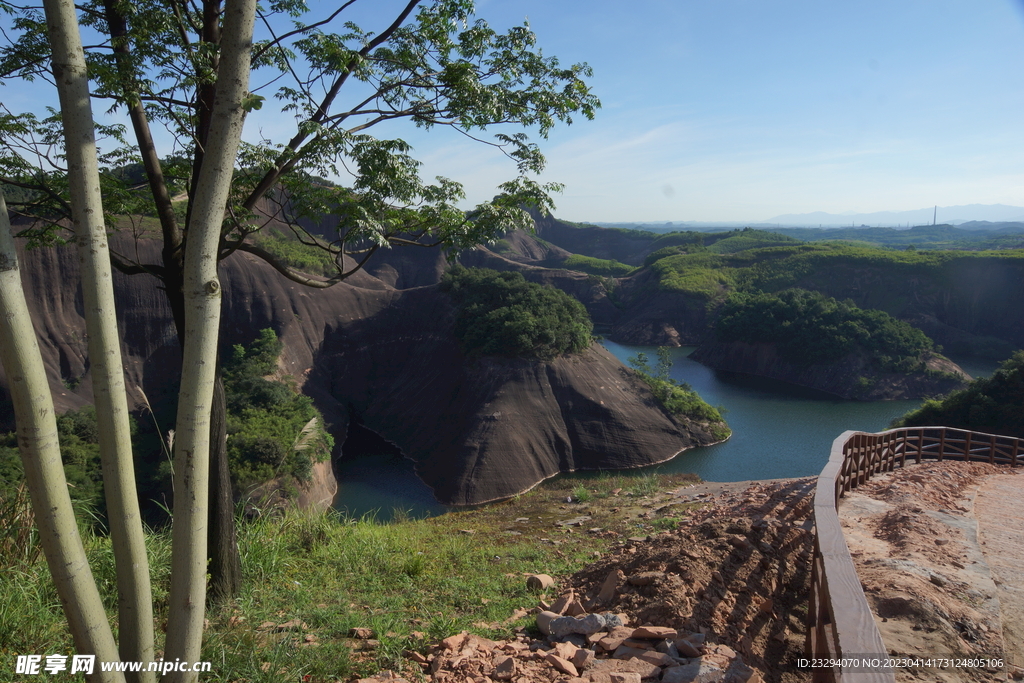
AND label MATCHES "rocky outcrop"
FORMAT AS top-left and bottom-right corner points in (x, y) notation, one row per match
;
(690, 341), (970, 400)
(0, 234), (713, 506)
(307, 286), (720, 505)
